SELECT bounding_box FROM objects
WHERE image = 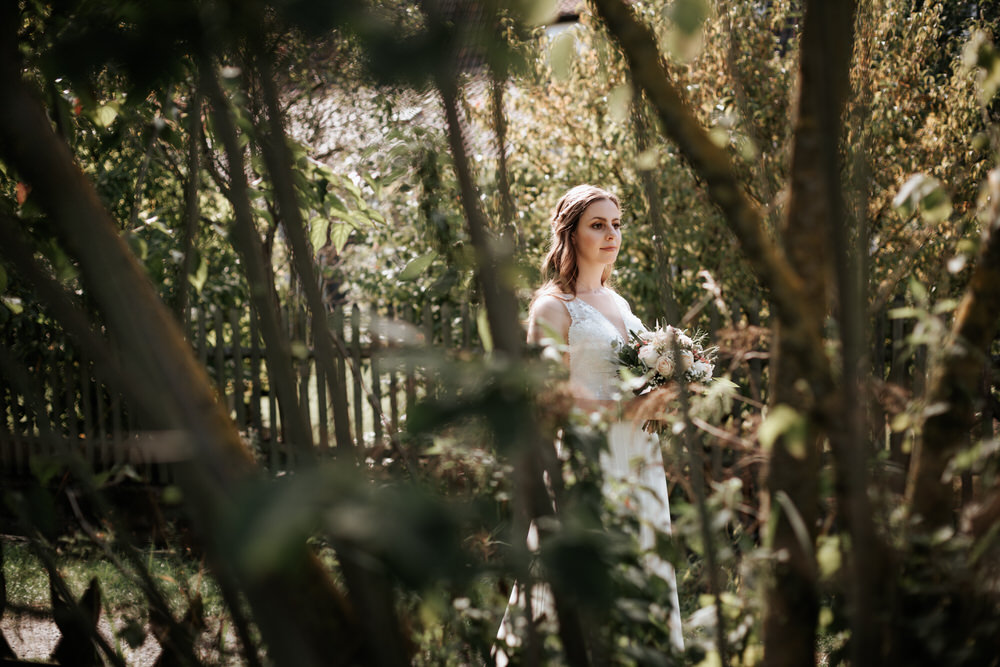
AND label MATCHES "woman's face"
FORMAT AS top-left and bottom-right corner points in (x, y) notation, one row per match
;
(572, 198), (622, 269)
